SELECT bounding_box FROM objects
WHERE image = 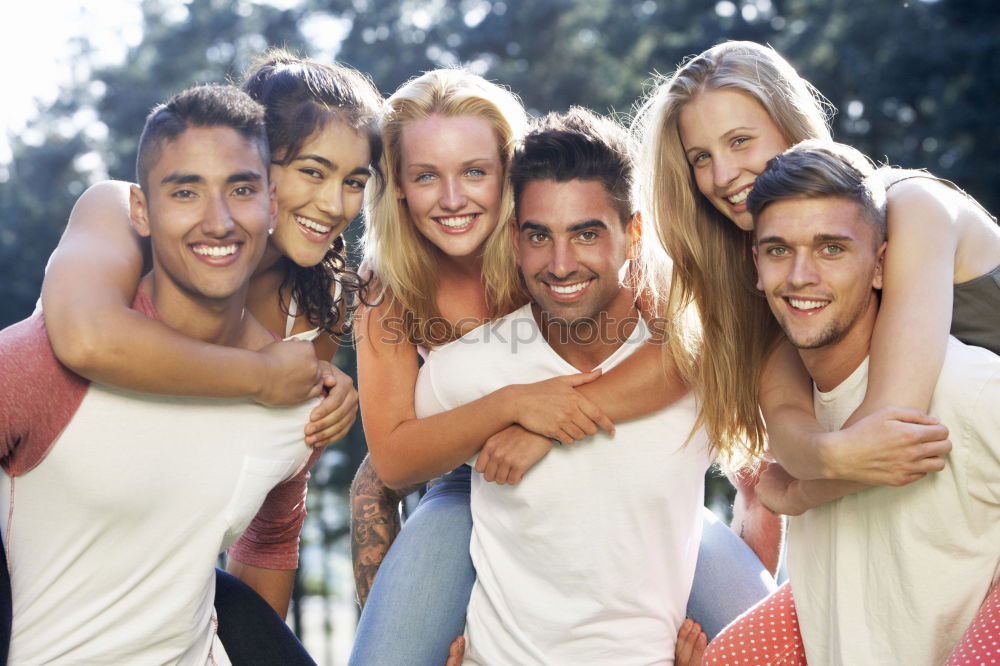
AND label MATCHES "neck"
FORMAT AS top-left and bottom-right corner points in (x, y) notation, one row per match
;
(799, 294), (879, 392)
(141, 272), (250, 347)
(535, 287), (639, 371)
